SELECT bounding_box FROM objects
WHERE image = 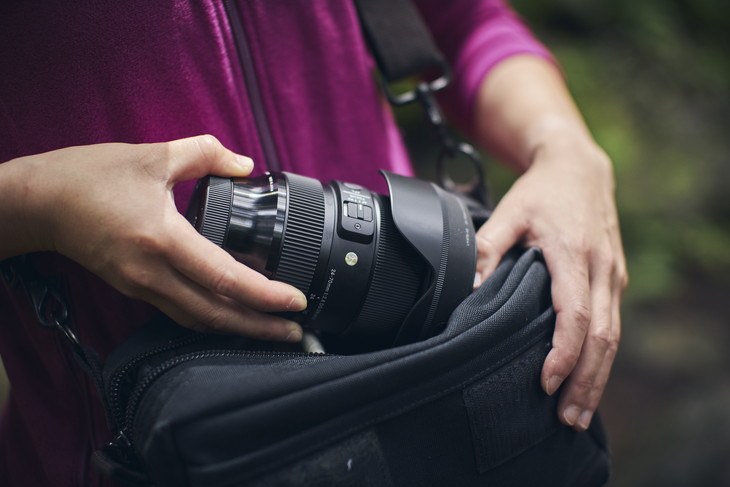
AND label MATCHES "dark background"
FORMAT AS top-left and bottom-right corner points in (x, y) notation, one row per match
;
(2, 1), (729, 485)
